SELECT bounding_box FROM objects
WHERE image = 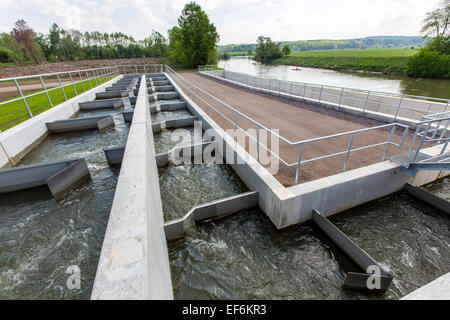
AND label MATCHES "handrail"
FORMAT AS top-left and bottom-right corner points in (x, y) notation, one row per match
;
(165, 65), (414, 185)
